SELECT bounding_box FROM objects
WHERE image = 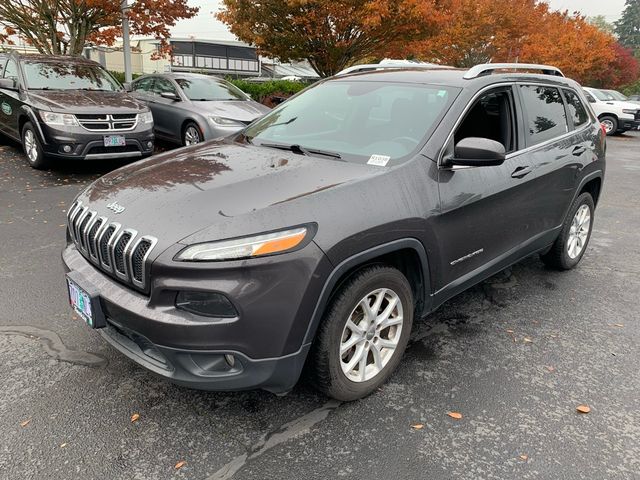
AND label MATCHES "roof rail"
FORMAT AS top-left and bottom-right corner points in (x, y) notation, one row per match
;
(463, 63), (564, 80)
(336, 61), (450, 76)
